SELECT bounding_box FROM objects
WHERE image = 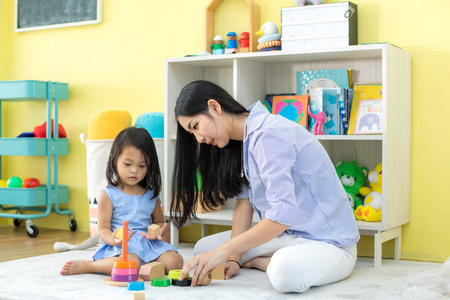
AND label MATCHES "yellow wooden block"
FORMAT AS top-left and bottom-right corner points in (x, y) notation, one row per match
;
(211, 264), (224, 280)
(134, 291), (145, 300)
(115, 227), (123, 239)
